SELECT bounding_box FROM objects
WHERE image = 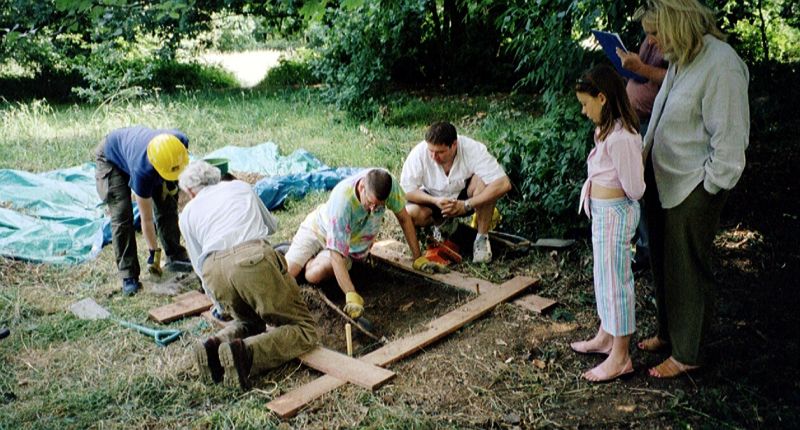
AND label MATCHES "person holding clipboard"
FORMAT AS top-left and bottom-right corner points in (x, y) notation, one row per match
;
(617, 8), (669, 274)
